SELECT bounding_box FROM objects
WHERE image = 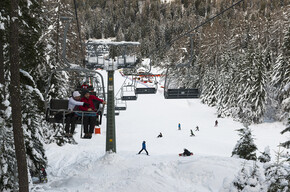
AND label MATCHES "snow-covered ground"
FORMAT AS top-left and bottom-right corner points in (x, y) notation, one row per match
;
(33, 70), (288, 192)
